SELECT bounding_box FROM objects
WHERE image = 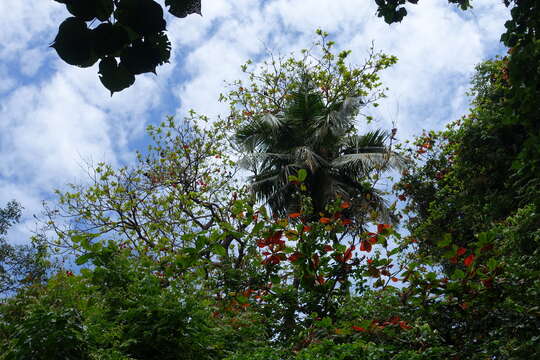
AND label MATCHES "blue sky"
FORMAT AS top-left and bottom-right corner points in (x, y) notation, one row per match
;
(0, 0), (509, 243)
